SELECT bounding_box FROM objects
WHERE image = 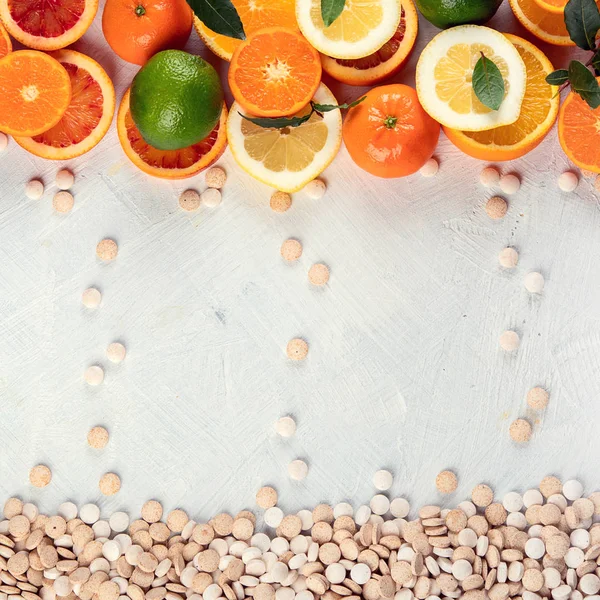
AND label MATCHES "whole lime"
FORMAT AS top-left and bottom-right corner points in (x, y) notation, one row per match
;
(130, 50), (224, 151)
(415, 0), (503, 28)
